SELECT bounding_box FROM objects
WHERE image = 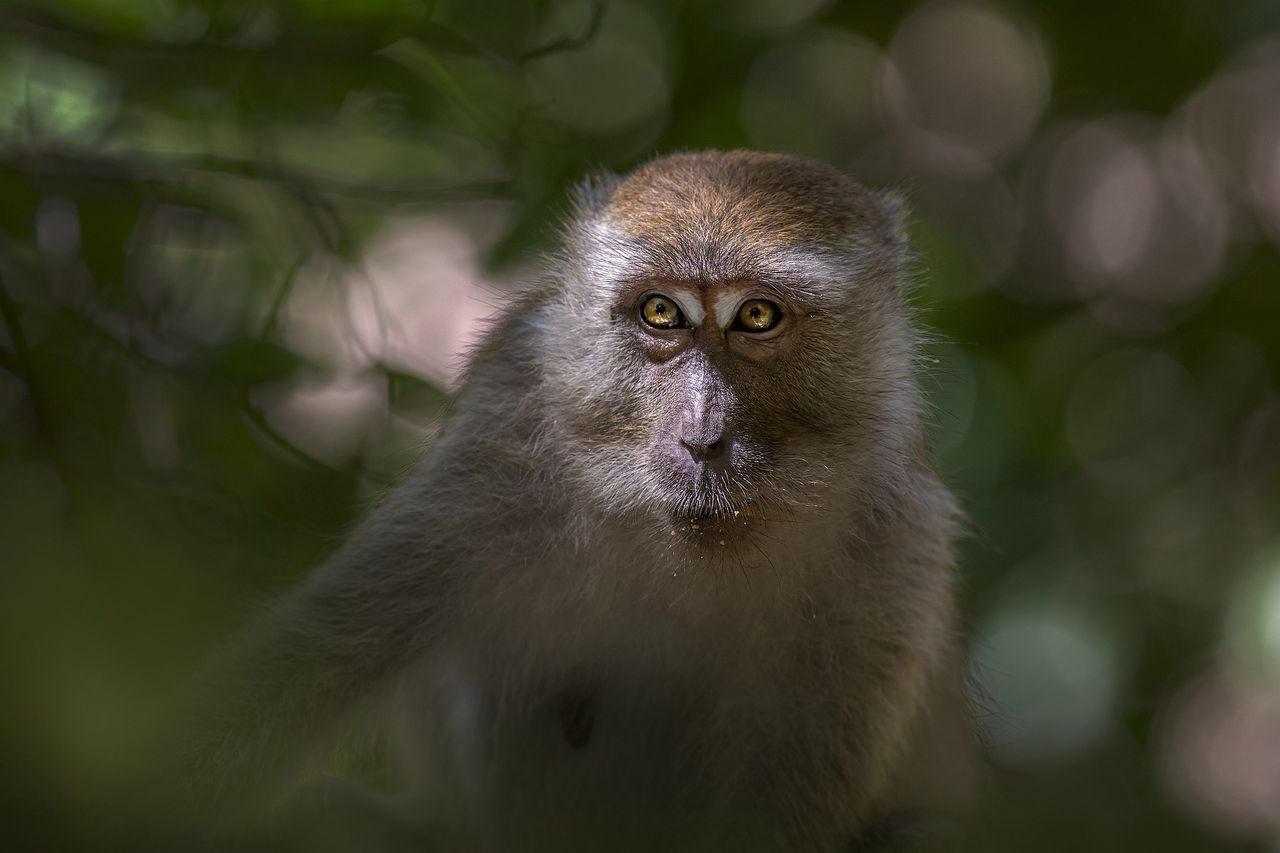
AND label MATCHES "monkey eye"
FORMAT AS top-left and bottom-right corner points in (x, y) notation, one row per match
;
(641, 295), (686, 329)
(733, 299), (780, 333)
